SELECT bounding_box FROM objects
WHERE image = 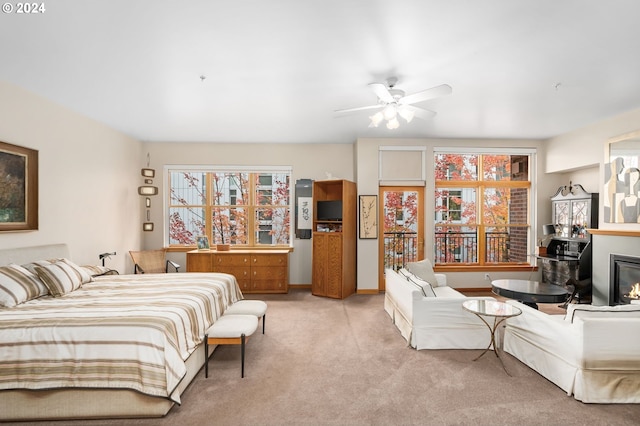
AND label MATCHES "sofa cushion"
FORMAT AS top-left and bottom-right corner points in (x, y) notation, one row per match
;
(406, 259), (438, 287)
(564, 303), (640, 323)
(408, 276), (436, 297)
